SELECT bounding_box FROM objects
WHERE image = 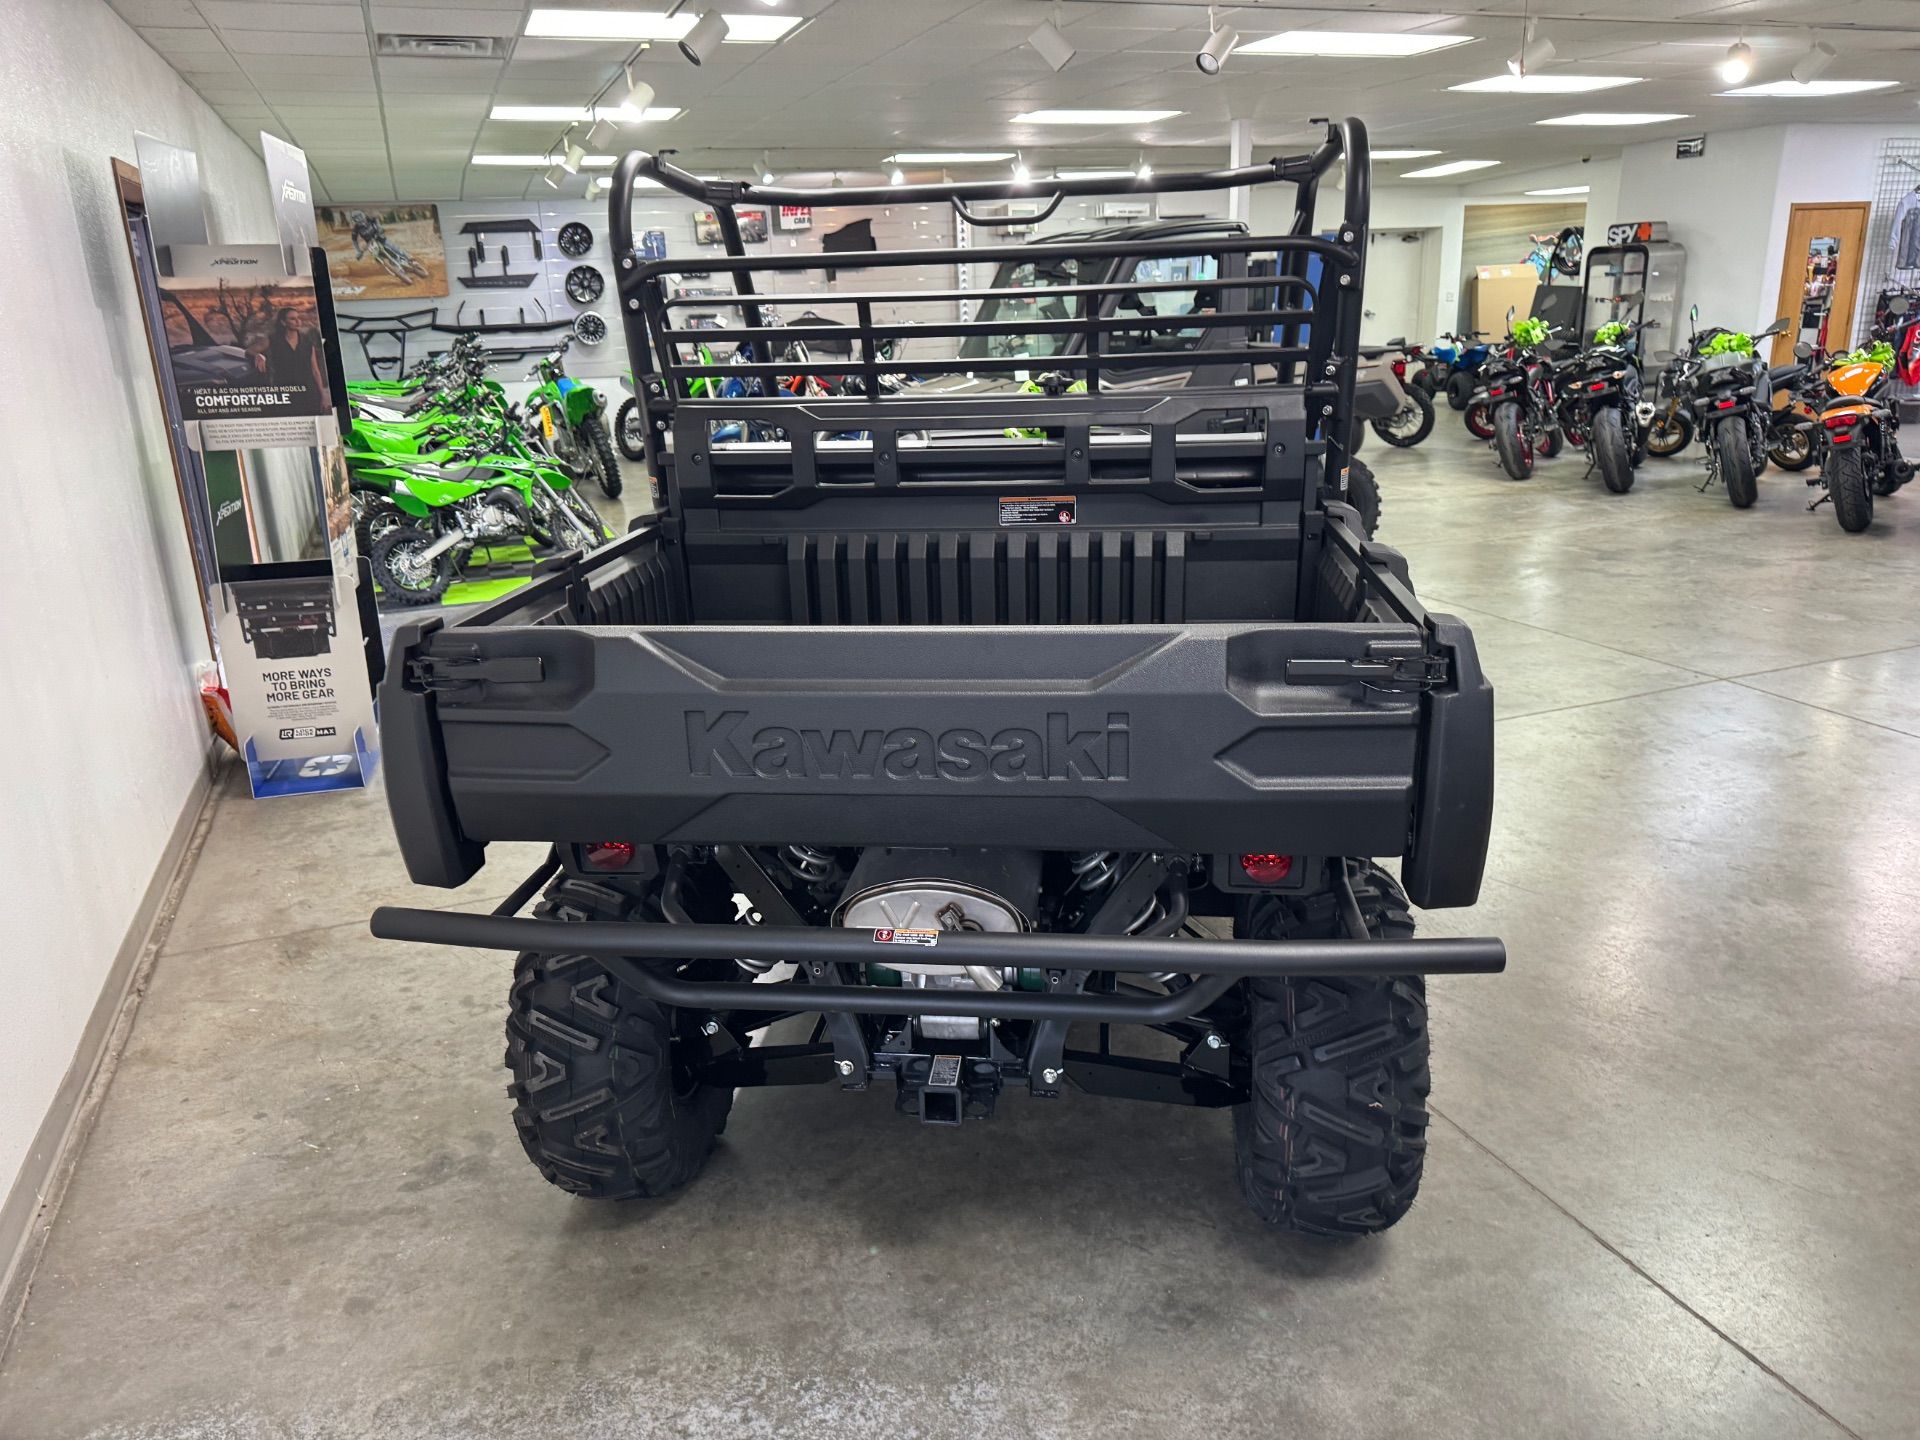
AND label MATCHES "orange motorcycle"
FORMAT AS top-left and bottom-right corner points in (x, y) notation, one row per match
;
(1812, 306), (1914, 532)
